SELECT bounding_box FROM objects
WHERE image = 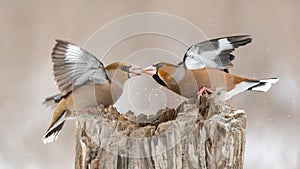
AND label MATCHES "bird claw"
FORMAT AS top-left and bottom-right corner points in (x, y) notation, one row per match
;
(197, 87), (213, 99)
